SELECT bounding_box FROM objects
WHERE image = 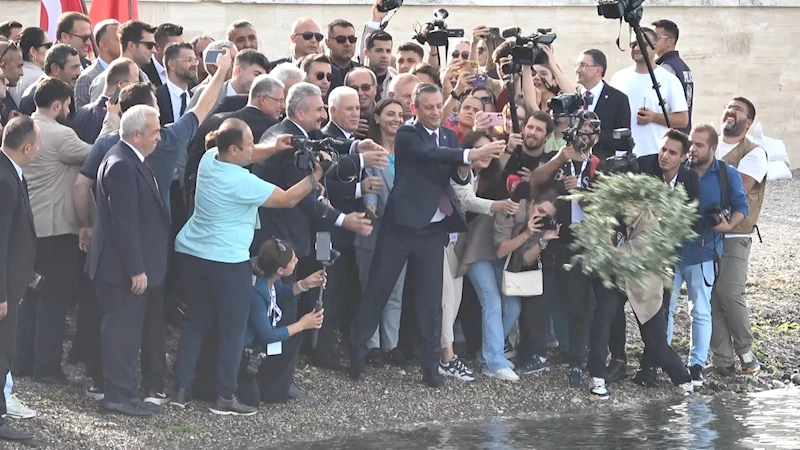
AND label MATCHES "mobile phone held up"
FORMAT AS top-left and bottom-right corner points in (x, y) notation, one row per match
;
(204, 49), (224, 64)
(469, 73), (487, 88)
